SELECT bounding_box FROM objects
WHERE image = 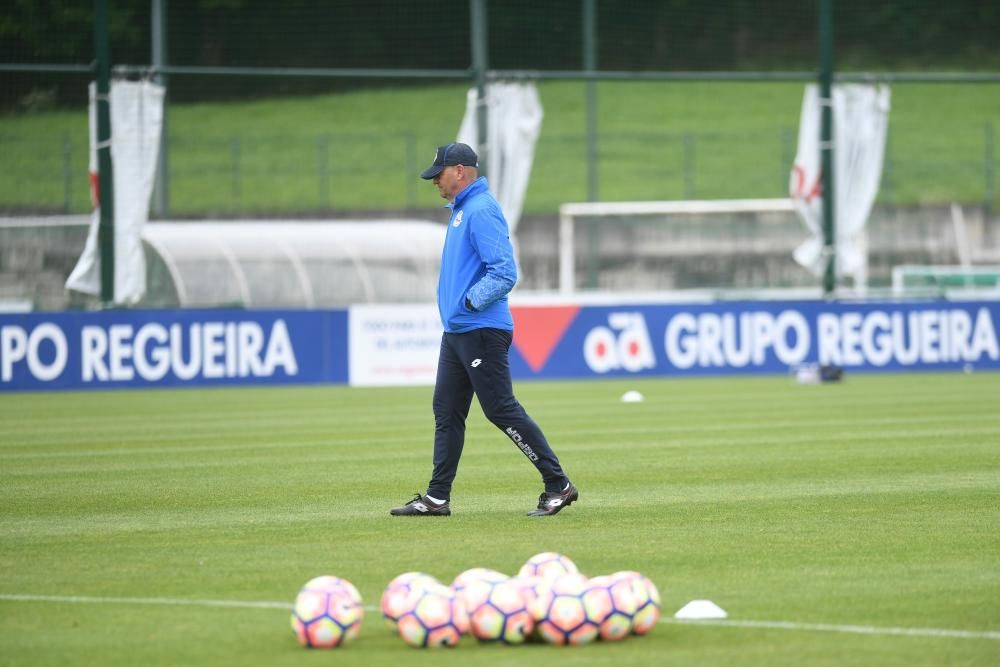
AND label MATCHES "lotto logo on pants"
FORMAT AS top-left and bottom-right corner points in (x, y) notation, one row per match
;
(506, 427), (539, 461)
